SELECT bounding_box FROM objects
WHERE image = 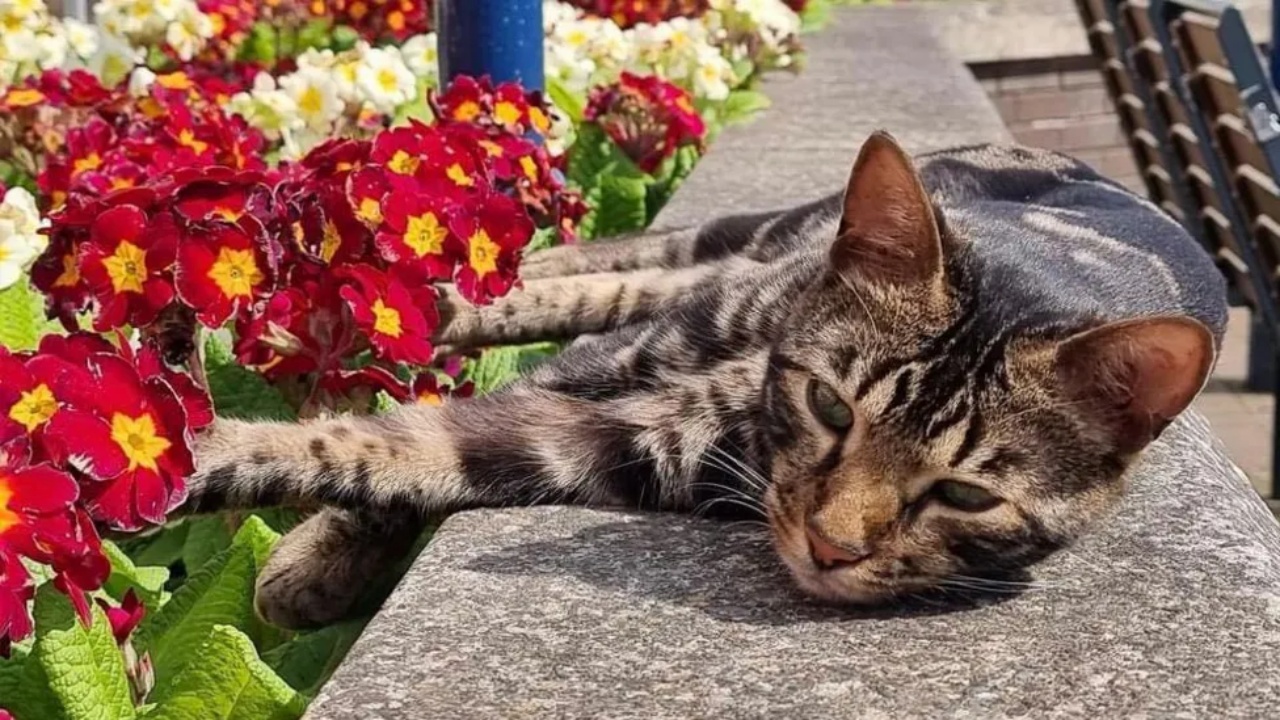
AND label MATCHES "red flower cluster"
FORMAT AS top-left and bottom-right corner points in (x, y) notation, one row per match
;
(585, 72), (706, 173)
(565, 0), (710, 27)
(312, 0), (431, 42)
(33, 82), (266, 212)
(198, 0), (260, 56)
(31, 76), (582, 411)
(0, 334), (210, 652)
